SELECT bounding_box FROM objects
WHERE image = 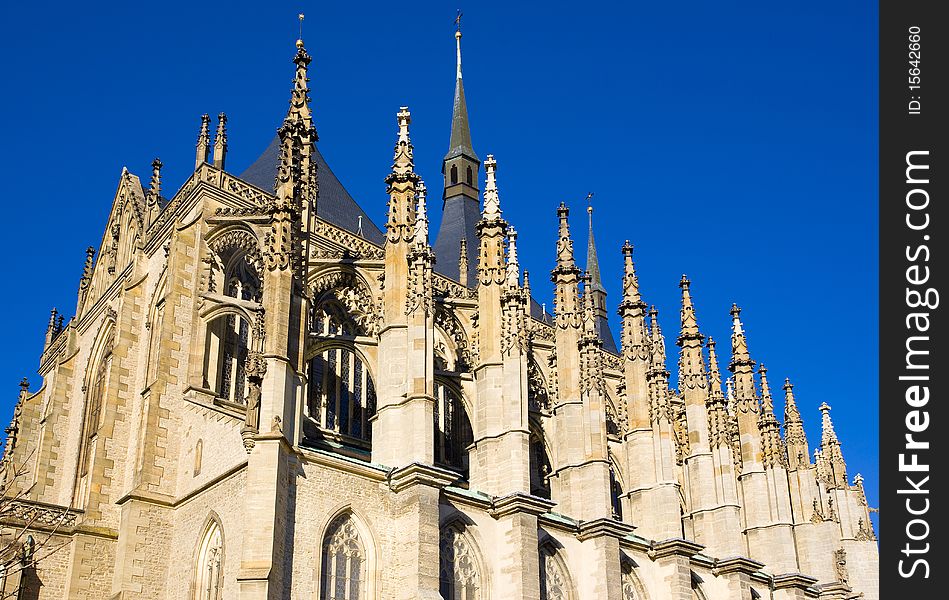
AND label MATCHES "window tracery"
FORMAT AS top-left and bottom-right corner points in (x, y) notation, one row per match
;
(433, 380), (472, 473)
(307, 346), (376, 443)
(439, 522), (483, 600)
(194, 520), (224, 600)
(320, 514), (367, 600)
(204, 314), (252, 405)
(539, 542), (573, 600)
(530, 429), (552, 499)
